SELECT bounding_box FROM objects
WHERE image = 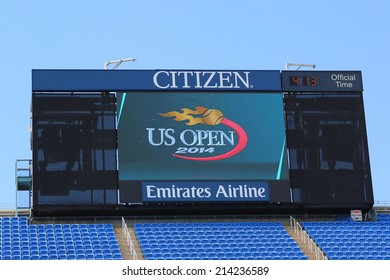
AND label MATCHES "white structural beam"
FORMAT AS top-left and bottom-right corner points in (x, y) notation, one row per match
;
(104, 58), (137, 70)
(285, 63), (316, 70)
